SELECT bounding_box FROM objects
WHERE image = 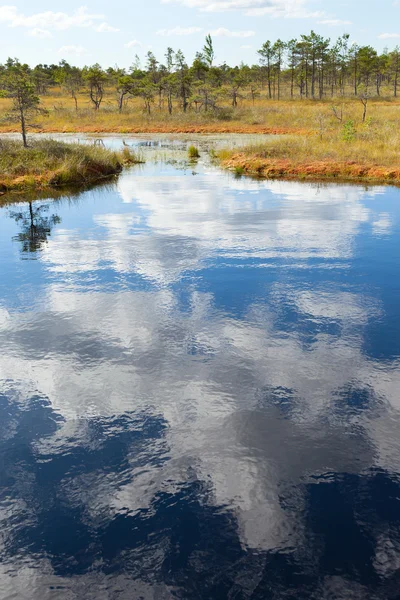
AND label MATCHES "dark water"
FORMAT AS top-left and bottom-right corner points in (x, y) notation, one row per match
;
(1, 137), (400, 599)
